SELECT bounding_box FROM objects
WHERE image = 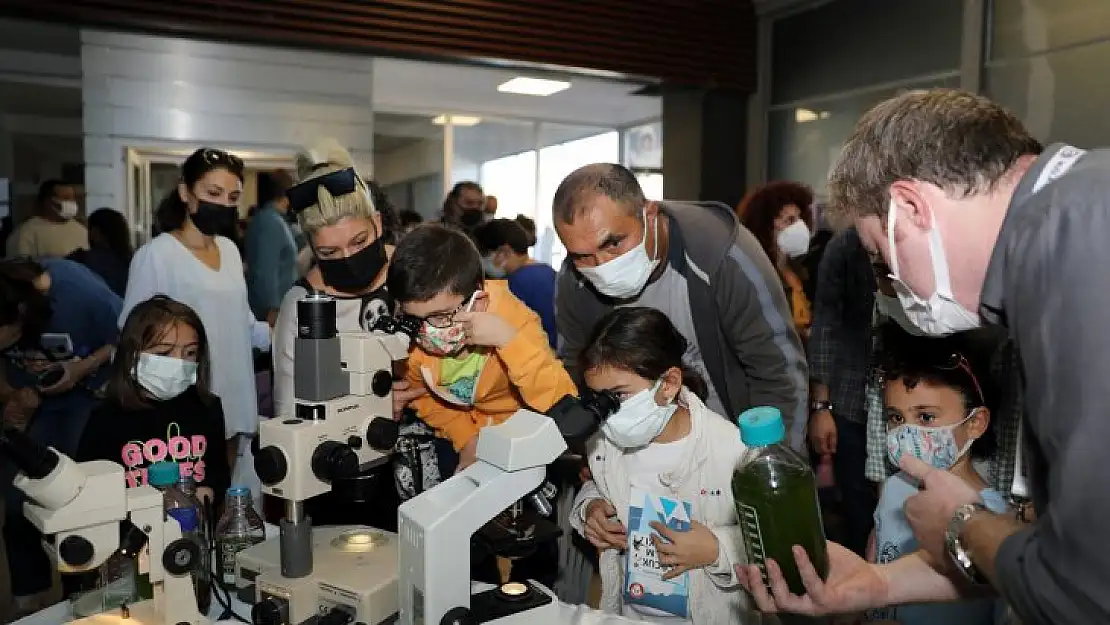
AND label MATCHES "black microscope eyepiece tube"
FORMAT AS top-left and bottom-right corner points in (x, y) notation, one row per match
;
(0, 426), (59, 480)
(297, 293), (338, 340)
